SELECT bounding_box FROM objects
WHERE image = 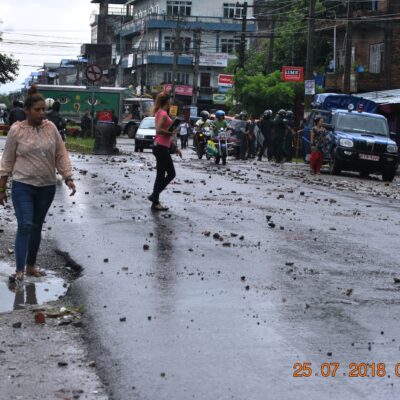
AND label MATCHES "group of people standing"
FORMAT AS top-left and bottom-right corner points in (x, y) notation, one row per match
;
(257, 109), (295, 163)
